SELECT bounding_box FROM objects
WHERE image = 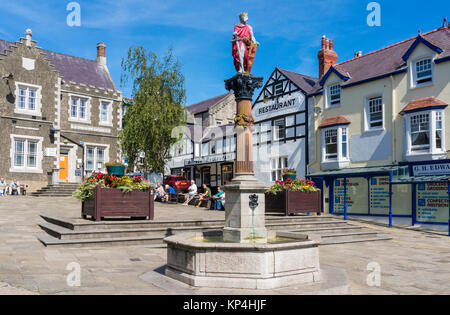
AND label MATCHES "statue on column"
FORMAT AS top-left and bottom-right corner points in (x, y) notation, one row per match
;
(232, 12), (259, 74)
